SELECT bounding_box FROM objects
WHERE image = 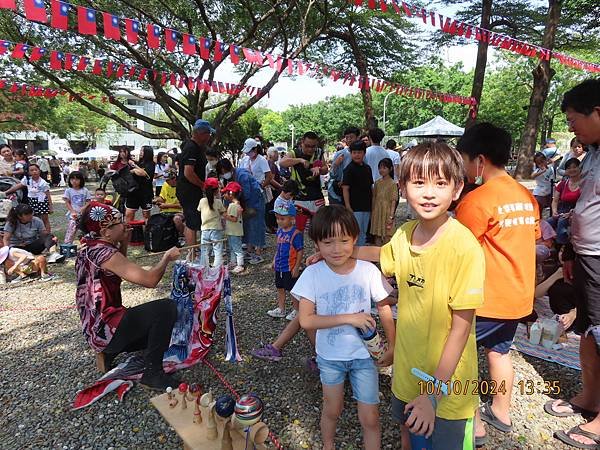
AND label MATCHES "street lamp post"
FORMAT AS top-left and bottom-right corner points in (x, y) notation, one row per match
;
(288, 124), (295, 149)
(382, 91), (393, 135)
